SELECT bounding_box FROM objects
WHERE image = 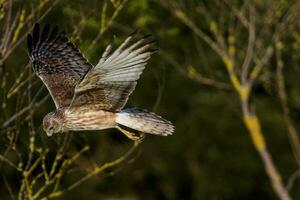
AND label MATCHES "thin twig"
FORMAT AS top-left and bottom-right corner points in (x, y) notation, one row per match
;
(87, 0), (128, 52)
(275, 37), (300, 168)
(1, 93), (49, 130)
(159, 49), (231, 90)
(41, 141), (142, 200)
(241, 5), (255, 83)
(286, 170), (300, 191)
